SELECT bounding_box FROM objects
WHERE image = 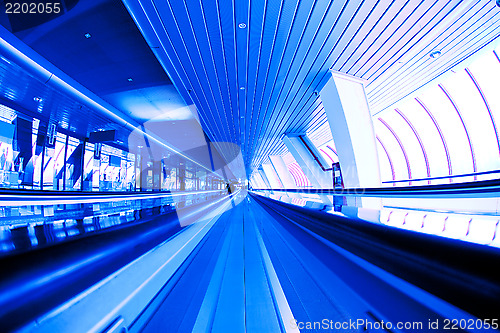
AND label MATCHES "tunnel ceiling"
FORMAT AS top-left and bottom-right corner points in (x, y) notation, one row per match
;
(1, 0), (499, 176)
(0, 0), (182, 140)
(122, 0), (500, 175)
